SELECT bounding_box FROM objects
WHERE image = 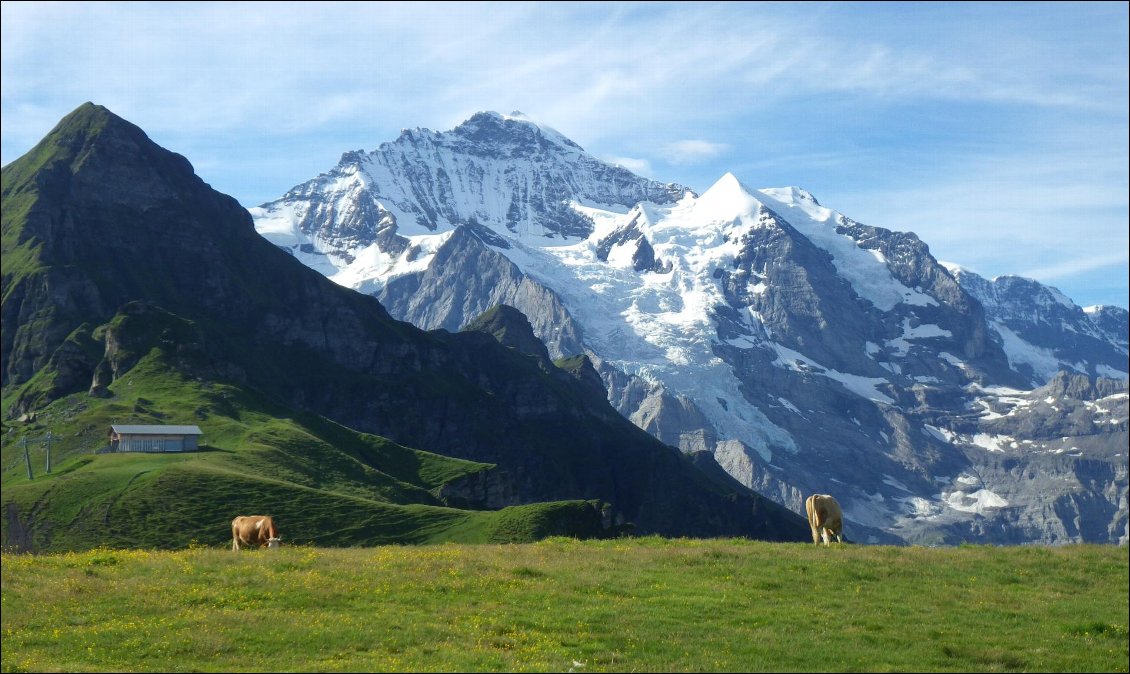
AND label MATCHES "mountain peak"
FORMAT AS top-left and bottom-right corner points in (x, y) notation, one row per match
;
(257, 108), (691, 244)
(759, 185), (821, 206)
(51, 101), (117, 133)
(462, 304), (553, 364)
(453, 110), (584, 152)
(694, 172), (764, 220)
(6, 102), (145, 176)
(49, 102), (165, 150)
(3, 101), (207, 224)
(58, 101), (113, 127)
(939, 261), (967, 276)
(713, 171), (740, 185)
